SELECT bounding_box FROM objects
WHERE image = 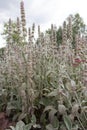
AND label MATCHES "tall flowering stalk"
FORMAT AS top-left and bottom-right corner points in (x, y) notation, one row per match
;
(0, 1), (87, 129)
(20, 1), (27, 40)
(62, 21), (67, 45)
(17, 17), (21, 35)
(8, 18), (12, 44)
(67, 16), (73, 43)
